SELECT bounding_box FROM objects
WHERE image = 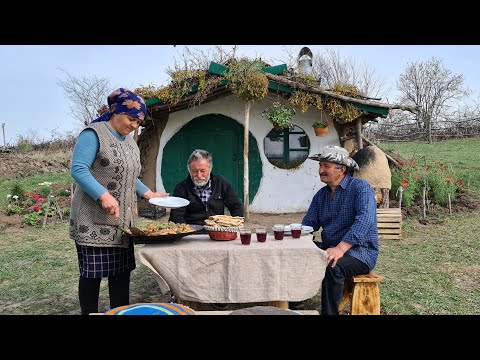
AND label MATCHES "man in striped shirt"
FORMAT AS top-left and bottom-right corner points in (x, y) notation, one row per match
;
(302, 145), (379, 315)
